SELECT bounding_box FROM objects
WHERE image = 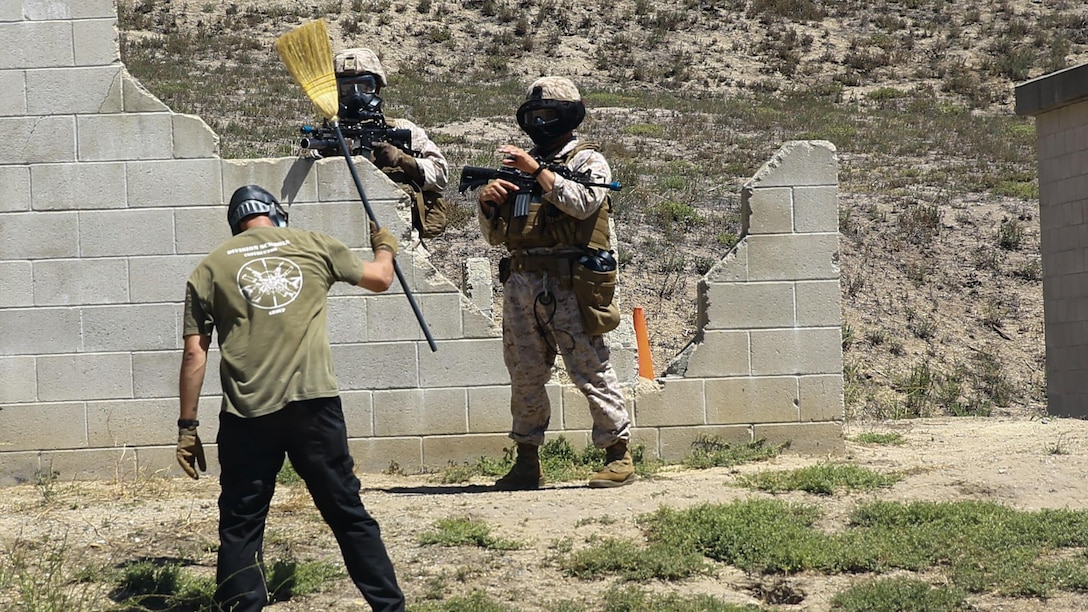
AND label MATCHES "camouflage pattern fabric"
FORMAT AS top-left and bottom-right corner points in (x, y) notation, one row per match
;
(502, 269), (630, 448)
